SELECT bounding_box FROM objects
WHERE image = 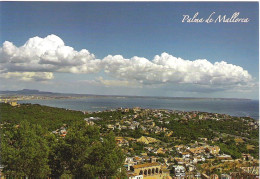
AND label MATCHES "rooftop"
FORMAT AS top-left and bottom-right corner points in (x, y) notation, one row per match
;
(132, 162), (160, 169)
